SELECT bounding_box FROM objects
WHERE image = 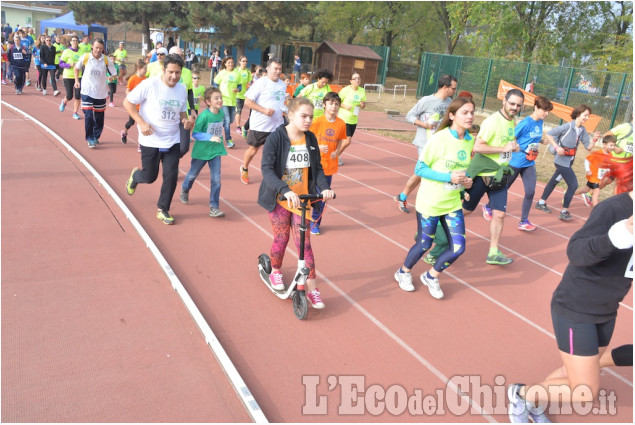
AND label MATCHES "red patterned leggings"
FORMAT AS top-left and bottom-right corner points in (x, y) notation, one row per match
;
(268, 204), (315, 279)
